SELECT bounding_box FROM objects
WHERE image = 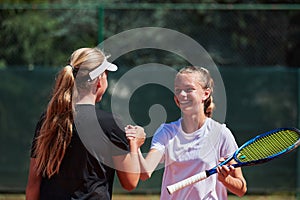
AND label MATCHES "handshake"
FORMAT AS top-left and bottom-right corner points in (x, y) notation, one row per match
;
(125, 125), (146, 149)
